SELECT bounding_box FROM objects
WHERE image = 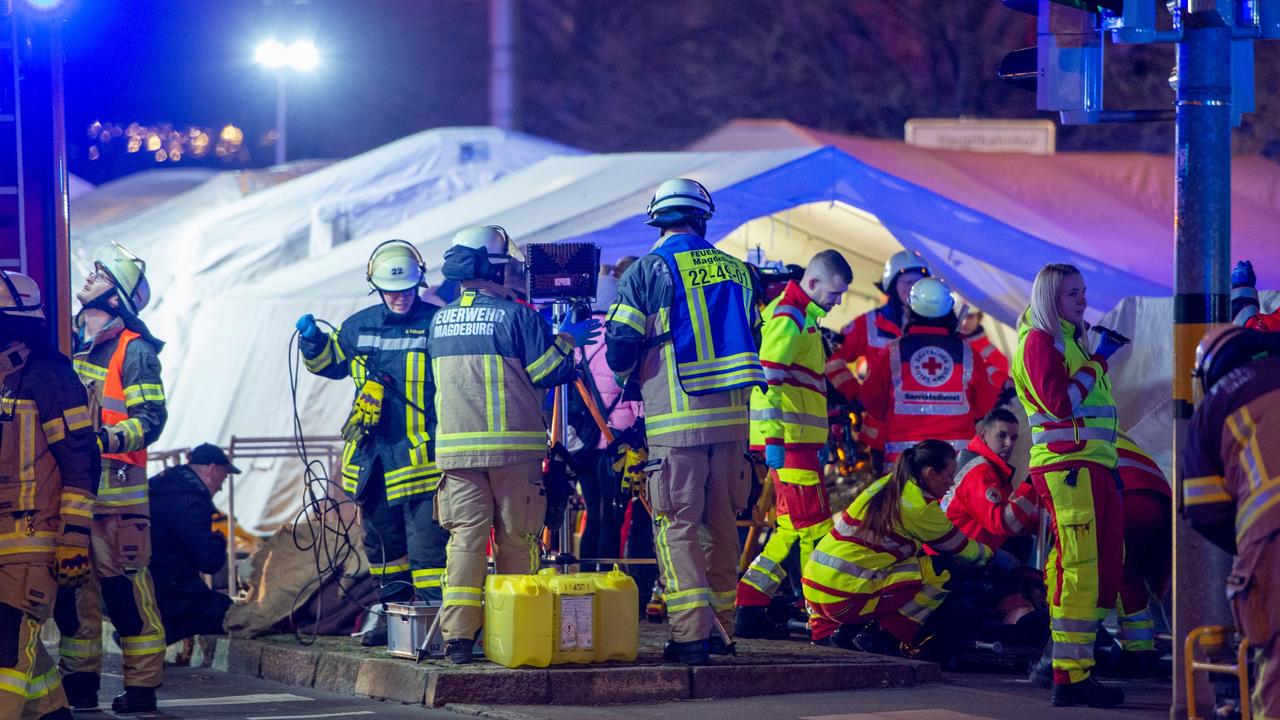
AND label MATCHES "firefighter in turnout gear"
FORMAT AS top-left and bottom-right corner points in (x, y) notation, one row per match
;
(57, 244), (167, 714)
(1185, 326), (1280, 718)
(1011, 263), (1125, 708)
(827, 251), (931, 470)
(0, 272), (99, 720)
(606, 178), (764, 666)
(734, 250), (852, 640)
(297, 239), (450, 646)
(427, 226), (599, 664)
(803, 440), (1006, 652)
(861, 277), (1000, 465)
